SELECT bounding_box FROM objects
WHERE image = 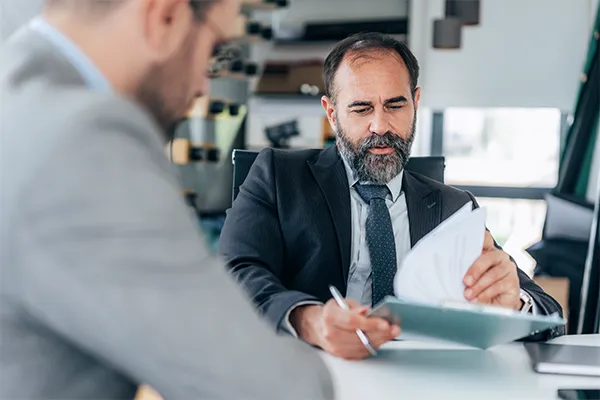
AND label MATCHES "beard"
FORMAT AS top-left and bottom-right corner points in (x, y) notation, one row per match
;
(336, 112), (416, 185)
(135, 35), (198, 143)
